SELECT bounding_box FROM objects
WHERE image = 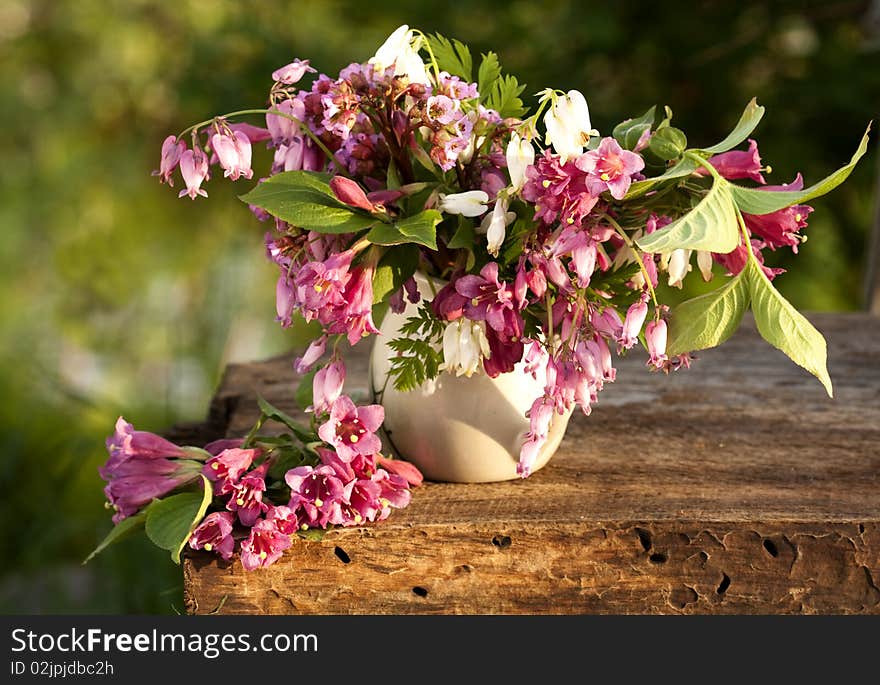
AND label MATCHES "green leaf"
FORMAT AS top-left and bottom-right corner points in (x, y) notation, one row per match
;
(428, 33), (472, 81)
(83, 509), (147, 564)
(636, 171), (739, 254)
(256, 395), (312, 441)
(700, 98), (766, 155)
(372, 245), (421, 304)
(624, 156), (700, 200)
(447, 215), (475, 250)
(746, 259), (832, 397)
(487, 74), (527, 119)
(295, 369), (317, 411)
(666, 269), (750, 356)
(240, 175), (376, 234)
(368, 210), (440, 249)
(477, 51), (501, 99)
(648, 126), (688, 161)
(145, 476), (212, 564)
(612, 106), (656, 150)
(730, 124), (871, 214)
